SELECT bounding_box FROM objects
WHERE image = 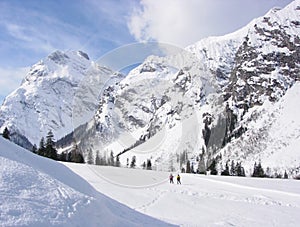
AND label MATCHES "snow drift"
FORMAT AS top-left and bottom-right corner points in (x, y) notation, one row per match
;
(0, 137), (175, 227)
